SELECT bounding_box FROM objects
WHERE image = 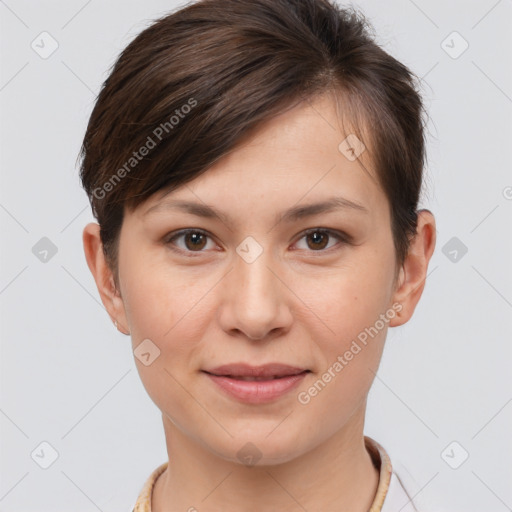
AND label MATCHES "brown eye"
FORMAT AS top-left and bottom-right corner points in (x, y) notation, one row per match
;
(306, 231), (329, 250)
(165, 229), (214, 254)
(294, 228), (348, 252)
(183, 232), (207, 250)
